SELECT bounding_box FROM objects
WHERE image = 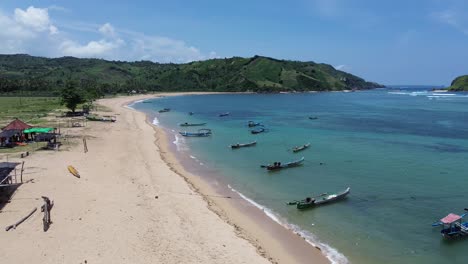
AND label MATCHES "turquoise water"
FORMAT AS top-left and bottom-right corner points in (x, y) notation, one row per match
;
(133, 90), (468, 264)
